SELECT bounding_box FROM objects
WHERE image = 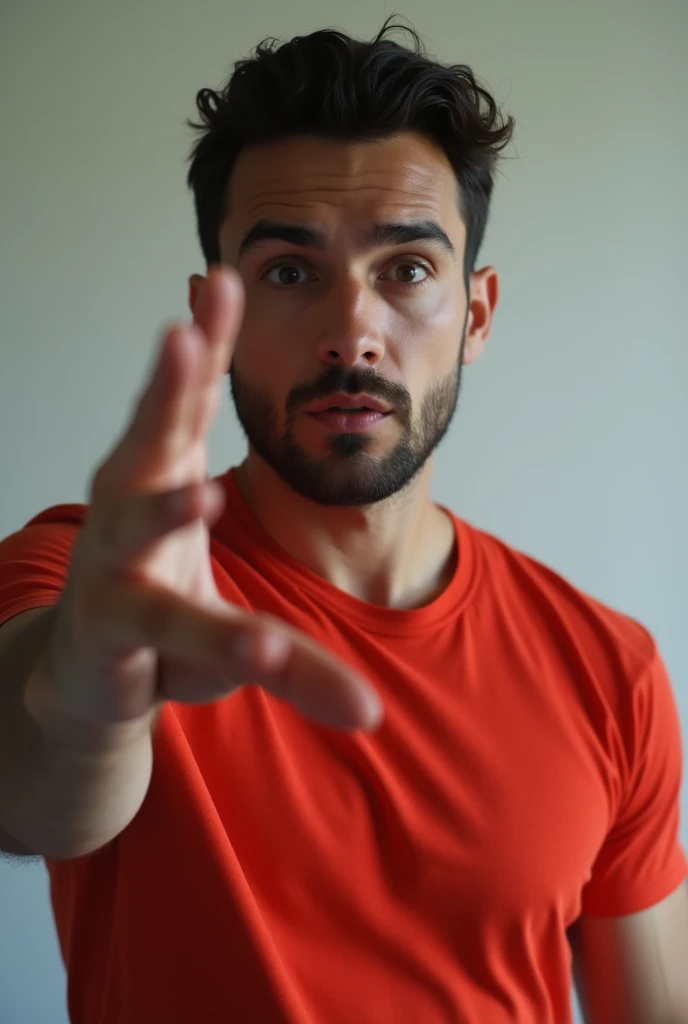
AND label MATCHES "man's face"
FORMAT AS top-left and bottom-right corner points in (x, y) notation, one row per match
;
(214, 131), (496, 507)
